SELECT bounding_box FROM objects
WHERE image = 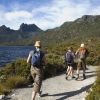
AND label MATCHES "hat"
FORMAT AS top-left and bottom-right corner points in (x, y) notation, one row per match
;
(34, 41), (41, 47)
(80, 43), (84, 47)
